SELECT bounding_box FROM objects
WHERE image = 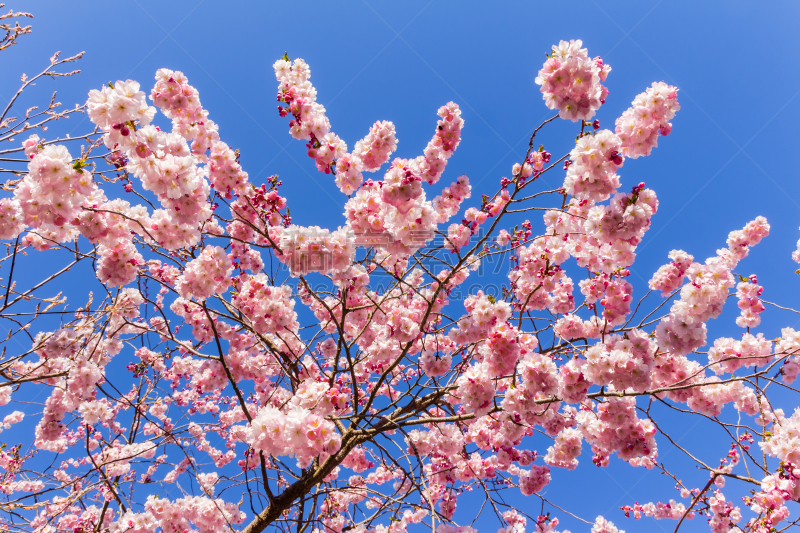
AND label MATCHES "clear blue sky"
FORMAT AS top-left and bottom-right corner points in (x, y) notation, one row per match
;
(3, 1), (800, 531)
